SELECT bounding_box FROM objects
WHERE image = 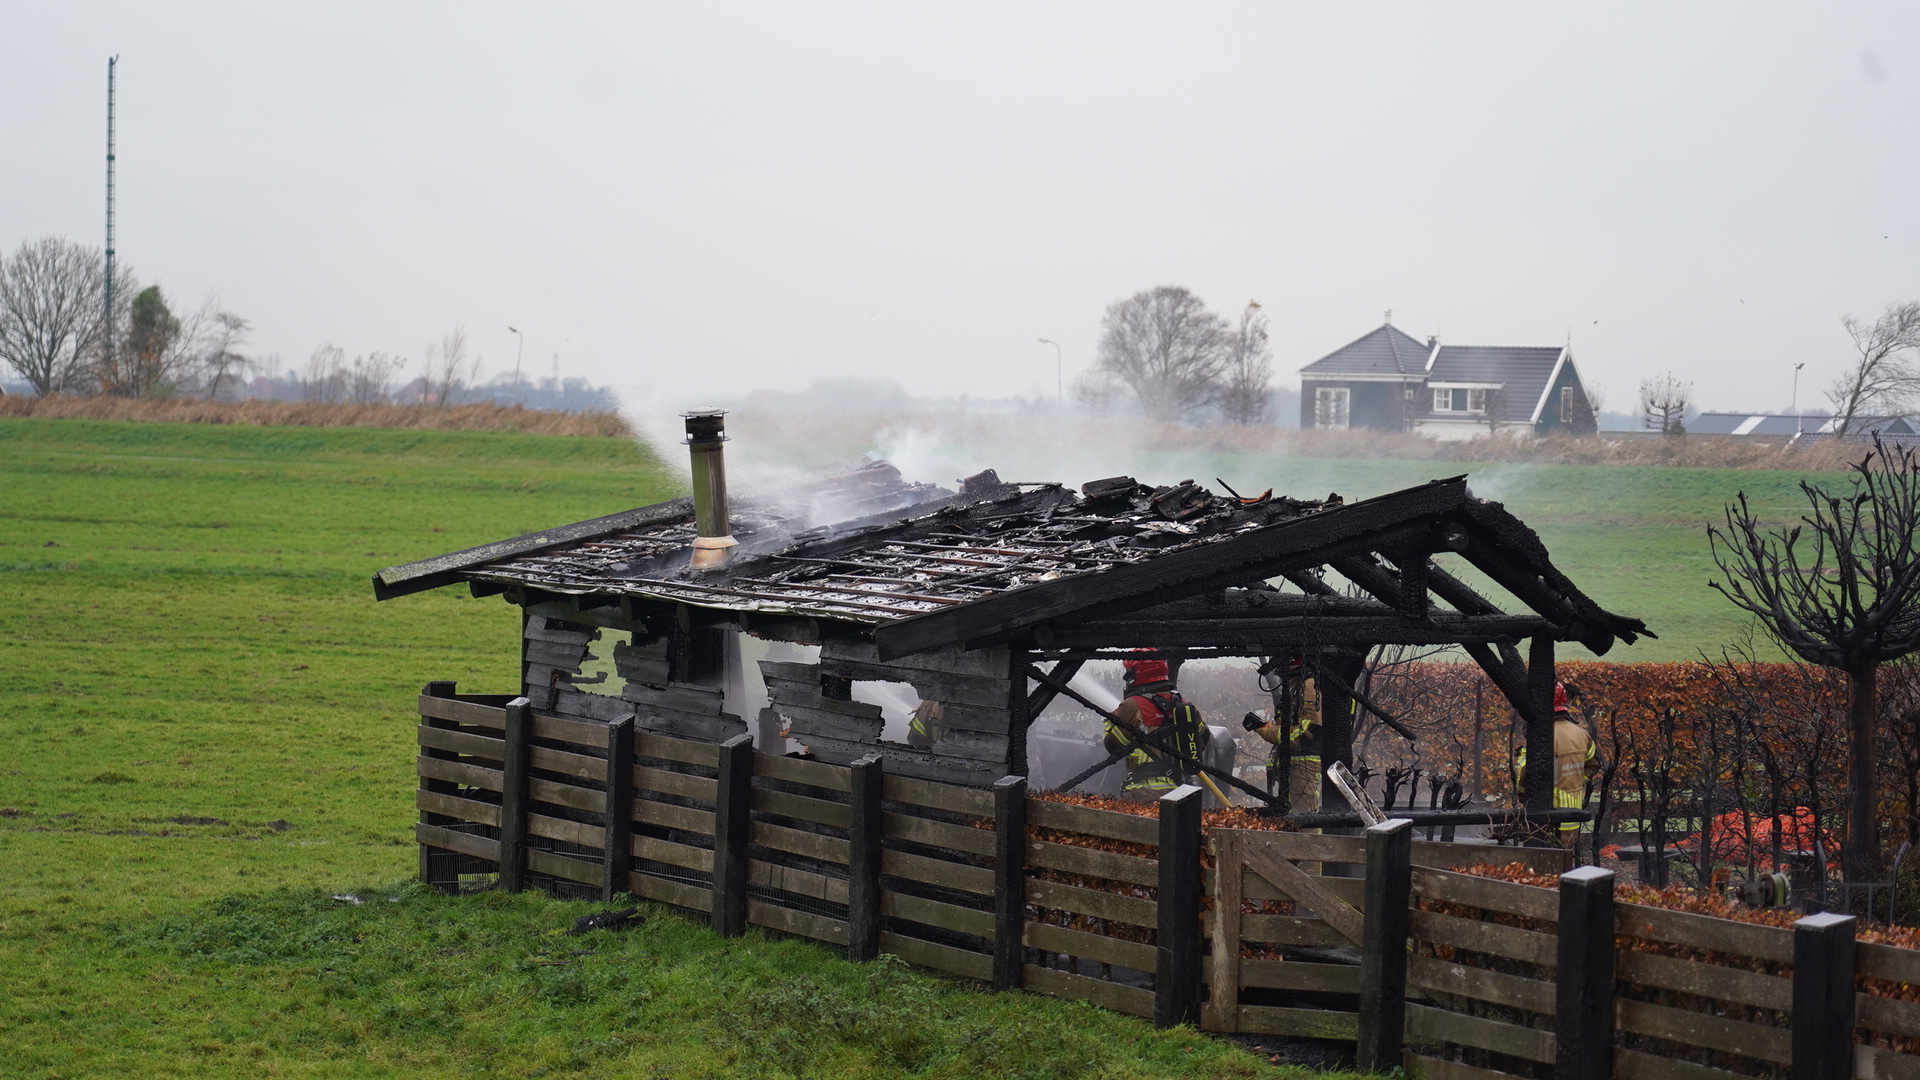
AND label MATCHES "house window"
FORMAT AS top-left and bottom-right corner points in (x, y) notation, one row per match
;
(1559, 386), (1575, 423)
(1314, 387), (1350, 429)
(1433, 388), (1490, 414)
